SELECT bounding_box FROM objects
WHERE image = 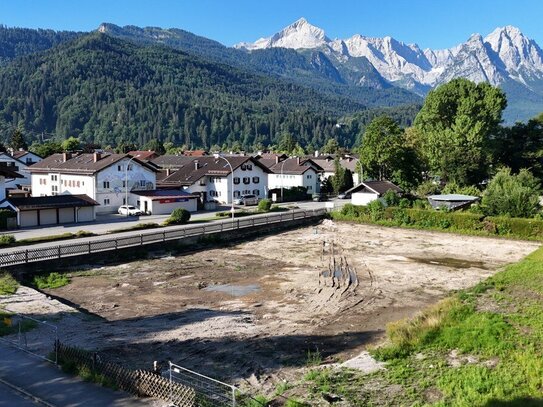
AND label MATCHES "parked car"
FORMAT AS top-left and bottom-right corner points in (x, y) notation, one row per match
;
(337, 192), (351, 199)
(234, 194), (259, 206)
(118, 205), (143, 216)
(312, 194), (328, 202)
